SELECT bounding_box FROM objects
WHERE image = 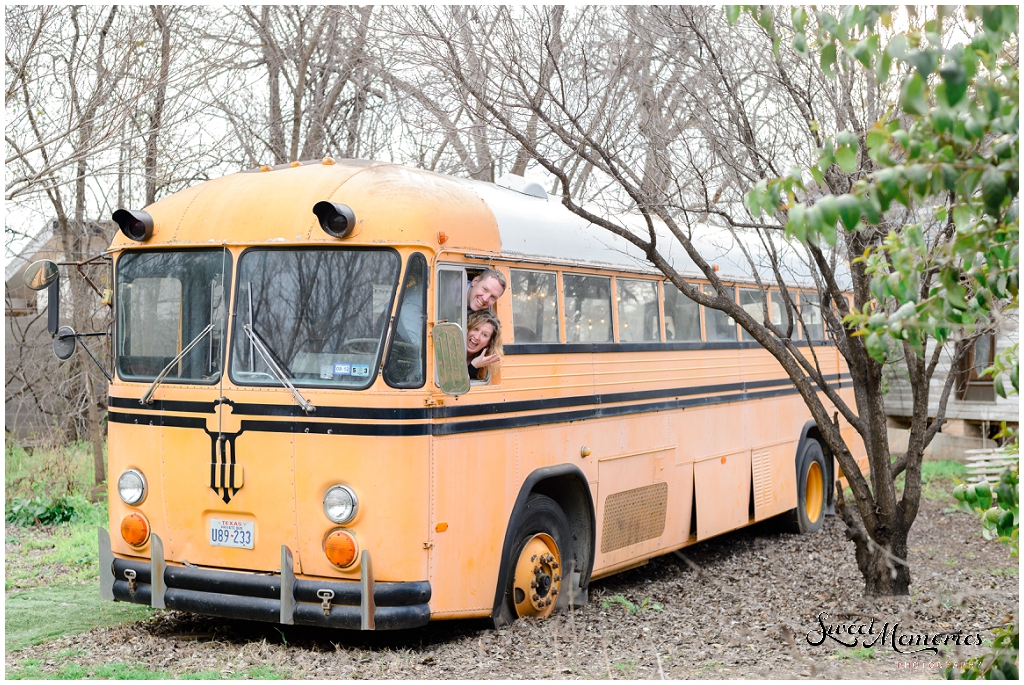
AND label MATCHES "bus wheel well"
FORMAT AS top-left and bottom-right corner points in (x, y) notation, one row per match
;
(529, 475), (595, 593)
(491, 466), (595, 628)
